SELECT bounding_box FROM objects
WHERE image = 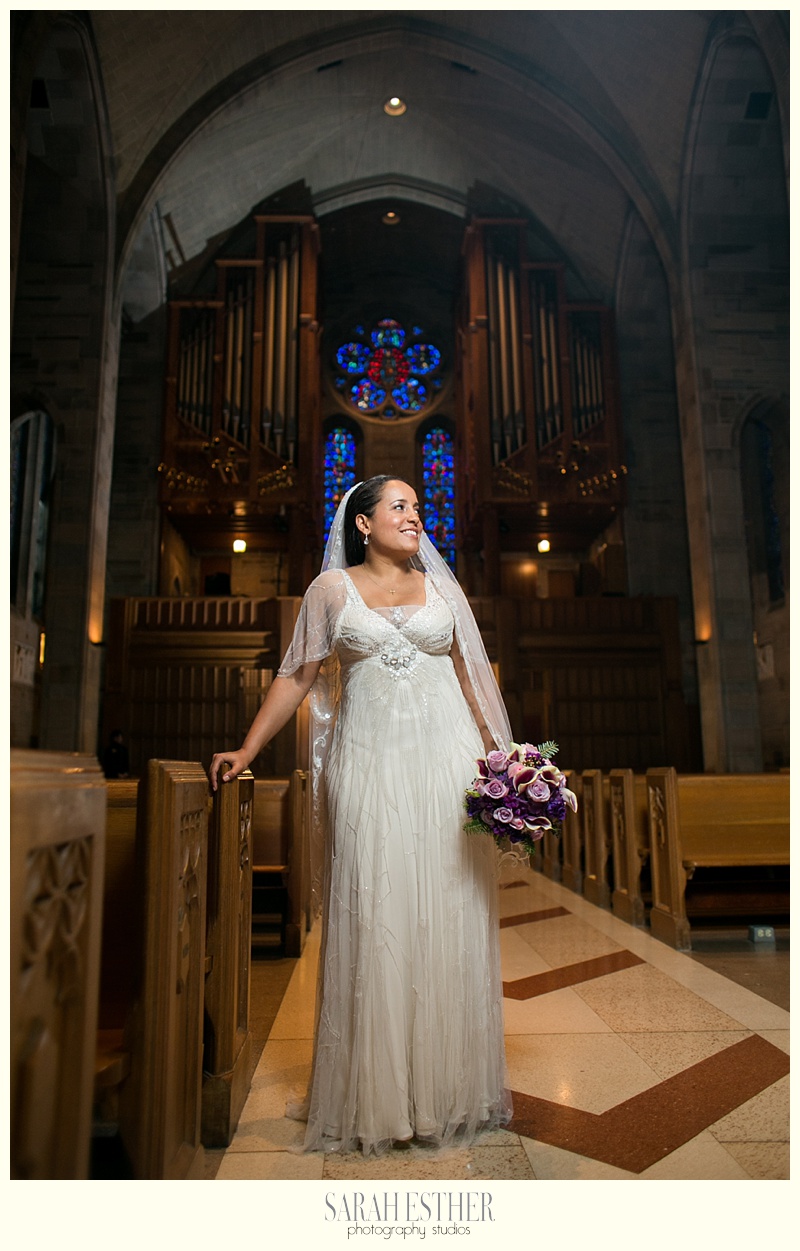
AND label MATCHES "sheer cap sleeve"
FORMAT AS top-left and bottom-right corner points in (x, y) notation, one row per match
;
(277, 569), (347, 676)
